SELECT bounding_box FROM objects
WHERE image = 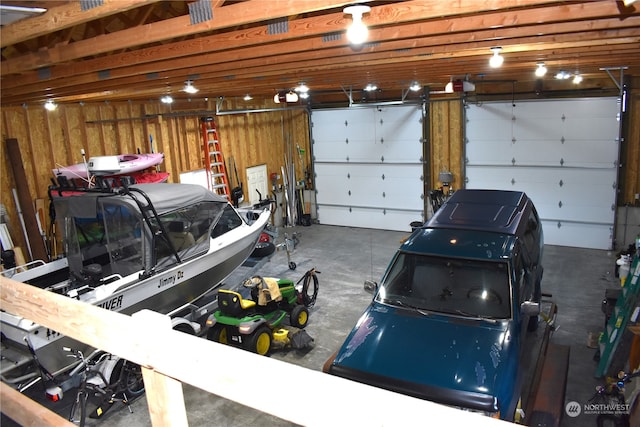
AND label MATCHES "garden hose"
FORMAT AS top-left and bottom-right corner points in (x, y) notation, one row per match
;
(298, 269), (320, 308)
